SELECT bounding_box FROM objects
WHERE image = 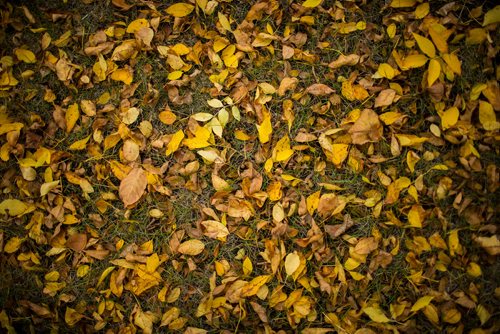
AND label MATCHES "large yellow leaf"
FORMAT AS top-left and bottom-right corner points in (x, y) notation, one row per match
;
(0, 199), (29, 216)
(177, 239), (205, 256)
(272, 135), (294, 162)
(256, 110), (272, 144)
(165, 130), (185, 155)
(302, 0), (323, 8)
(201, 220), (229, 239)
(410, 296), (434, 312)
(412, 33), (436, 58)
(183, 127), (211, 149)
(166, 3), (195, 17)
(241, 275), (271, 297)
(65, 103), (79, 133)
(69, 135), (91, 150)
(126, 18), (149, 33)
(362, 306), (391, 323)
(482, 5), (500, 26)
(14, 48), (36, 63)
(284, 252), (300, 276)
(440, 106), (459, 130)
(427, 59), (441, 87)
(478, 101), (499, 130)
(442, 53), (461, 75)
(402, 54), (428, 69)
(4, 237), (24, 253)
(390, 0), (416, 7)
